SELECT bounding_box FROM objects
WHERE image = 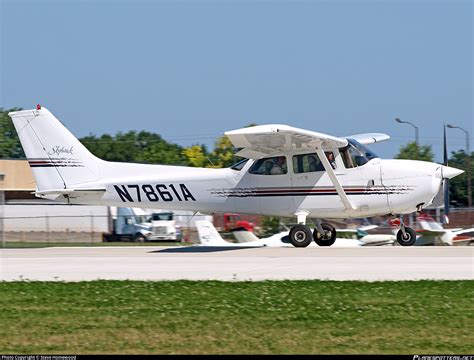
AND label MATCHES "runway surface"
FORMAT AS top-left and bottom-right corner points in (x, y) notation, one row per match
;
(1, 246), (473, 281)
